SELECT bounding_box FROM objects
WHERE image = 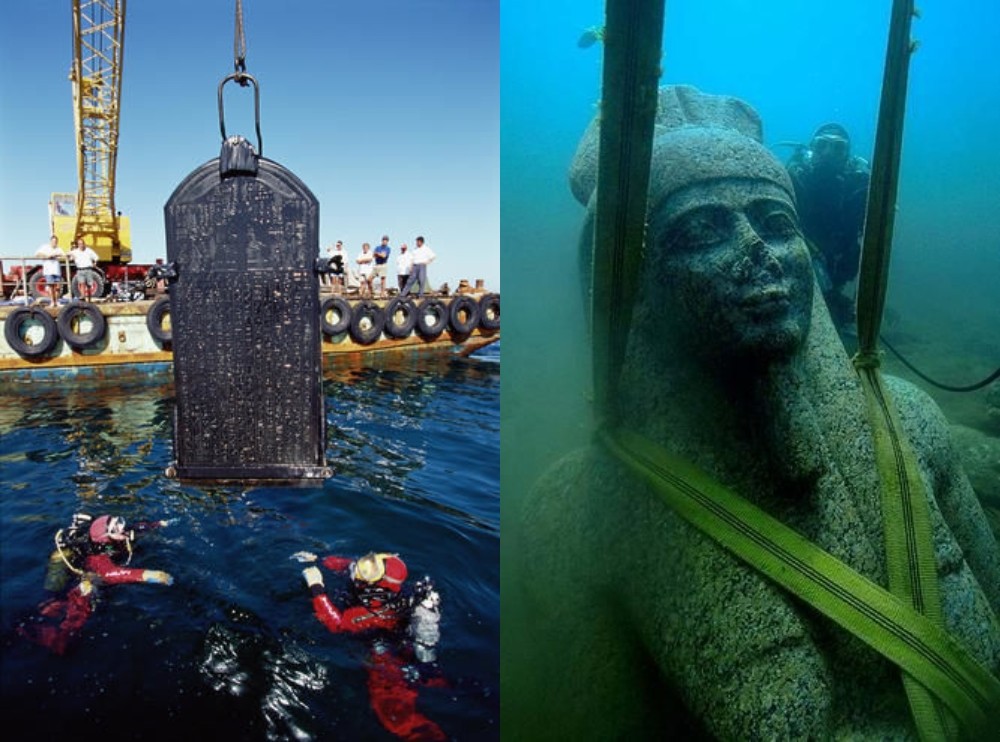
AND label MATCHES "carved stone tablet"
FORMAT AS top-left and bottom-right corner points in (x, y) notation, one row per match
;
(163, 139), (331, 481)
